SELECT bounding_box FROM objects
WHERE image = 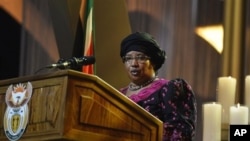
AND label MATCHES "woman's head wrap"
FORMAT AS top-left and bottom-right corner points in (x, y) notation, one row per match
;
(120, 32), (166, 71)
